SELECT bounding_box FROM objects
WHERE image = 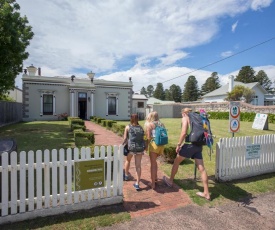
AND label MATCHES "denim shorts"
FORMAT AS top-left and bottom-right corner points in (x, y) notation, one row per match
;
(178, 144), (203, 159)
